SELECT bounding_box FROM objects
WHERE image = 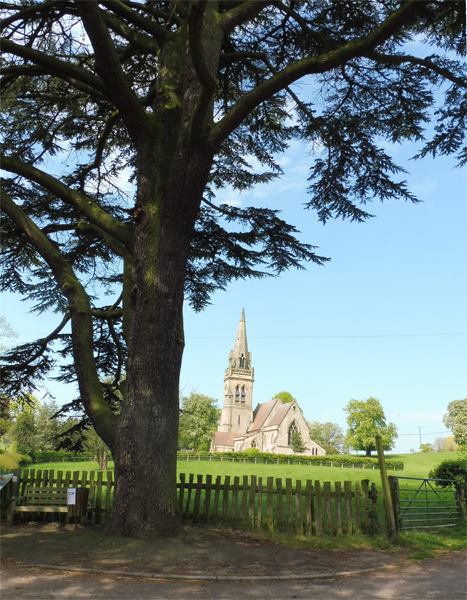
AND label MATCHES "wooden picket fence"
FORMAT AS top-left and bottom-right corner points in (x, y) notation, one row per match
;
(10, 468), (114, 525)
(178, 474), (379, 535)
(9, 469), (380, 535)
